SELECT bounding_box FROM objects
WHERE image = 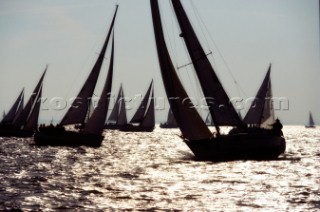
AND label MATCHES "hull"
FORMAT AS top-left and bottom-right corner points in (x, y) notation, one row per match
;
(0, 126), (34, 138)
(159, 123), (177, 129)
(34, 131), (103, 147)
(184, 133), (286, 161)
(119, 124), (154, 132)
(104, 124), (121, 130)
(305, 125), (315, 128)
